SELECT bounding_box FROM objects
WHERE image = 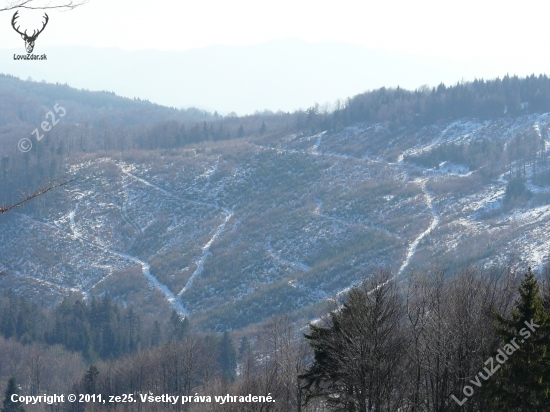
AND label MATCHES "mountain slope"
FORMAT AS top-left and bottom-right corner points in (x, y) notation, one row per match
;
(2, 107), (550, 330)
